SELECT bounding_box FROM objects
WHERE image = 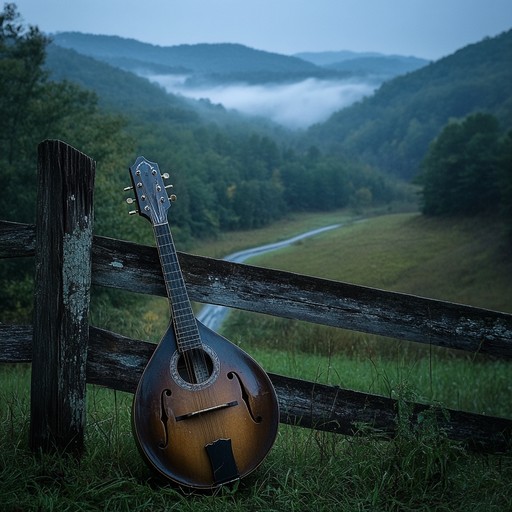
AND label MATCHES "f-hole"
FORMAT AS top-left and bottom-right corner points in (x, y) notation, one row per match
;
(228, 371), (263, 423)
(159, 389), (172, 449)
